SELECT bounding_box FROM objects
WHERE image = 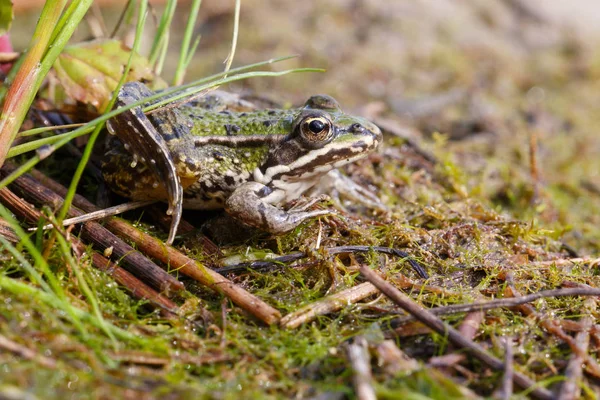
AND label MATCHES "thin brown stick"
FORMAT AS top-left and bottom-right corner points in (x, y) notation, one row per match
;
(557, 318), (591, 400)
(217, 245), (428, 278)
(0, 187), (180, 317)
(529, 129), (540, 204)
(344, 336), (376, 400)
(494, 338), (514, 400)
(528, 257), (600, 267)
(359, 265), (555, 400)
(0, 166), (184, 294)
(220, 297), (228, 348)
(108, 349), (231, 367)
(280, 282), (379, 329)
(0, 216), (19, 243)
(457, 307), (484, 341)
(391, 287), (600, 326)
(29, 169), (281, 325)
(0, 333), (57, 369)
(504, 285), (600, 379)
(104, 219), (281, 325)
